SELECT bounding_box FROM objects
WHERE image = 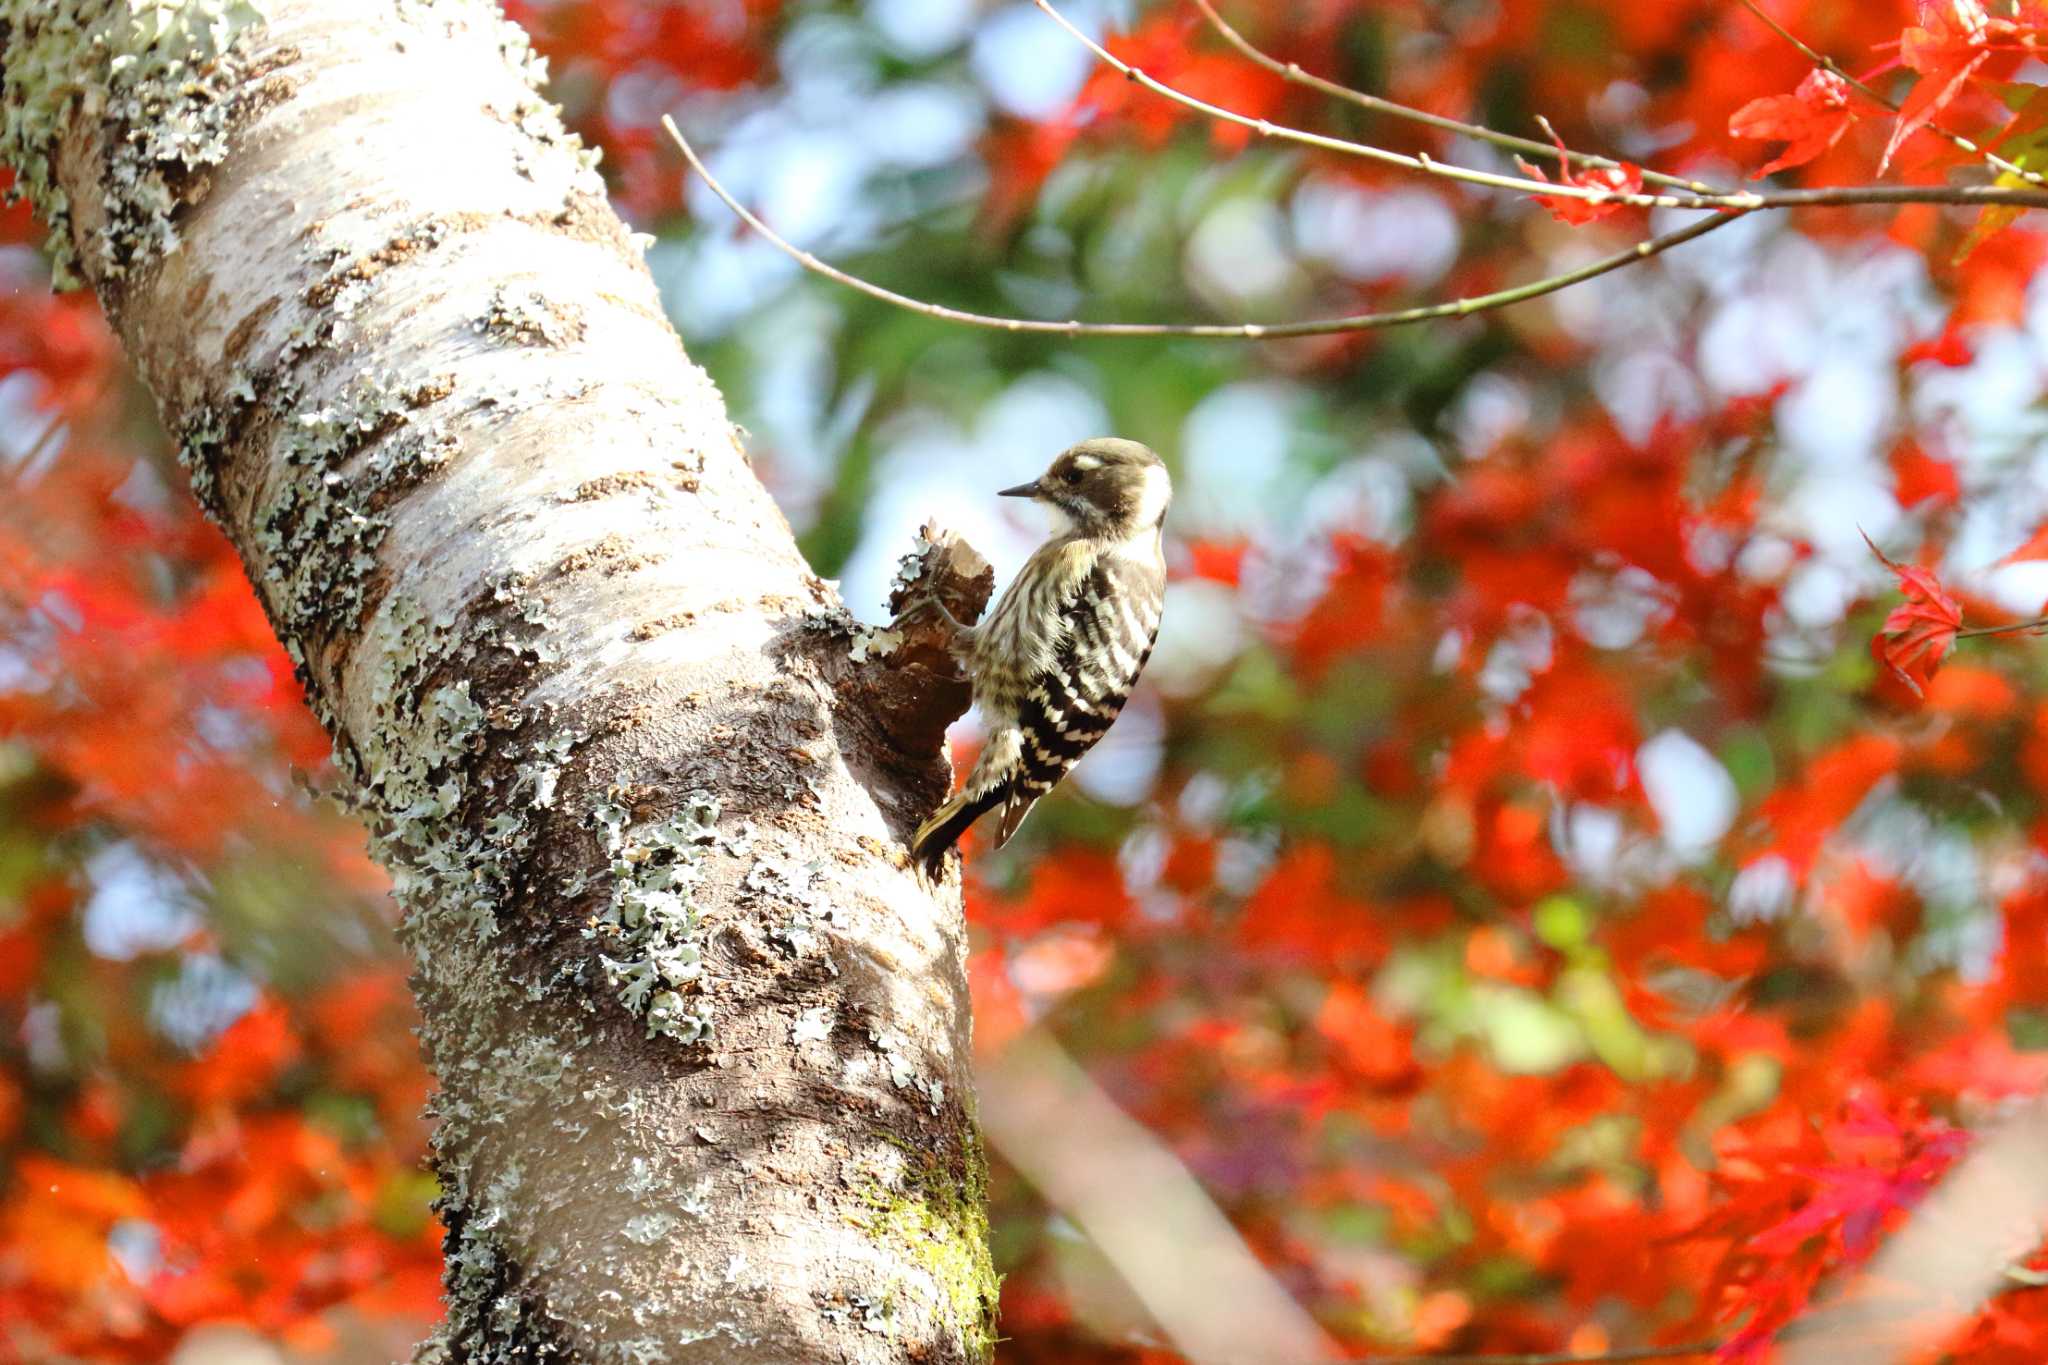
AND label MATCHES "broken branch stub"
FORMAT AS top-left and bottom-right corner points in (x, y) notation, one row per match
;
(872, 521), (995, 760)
